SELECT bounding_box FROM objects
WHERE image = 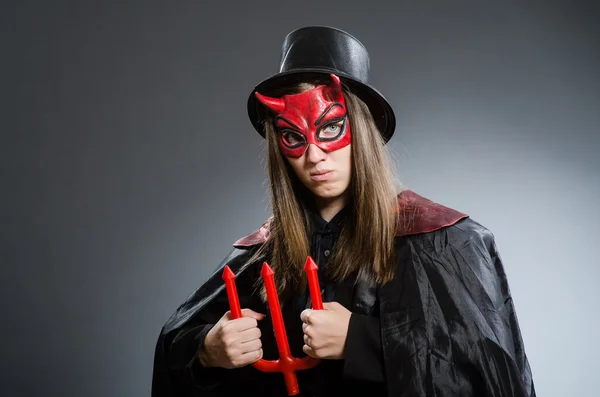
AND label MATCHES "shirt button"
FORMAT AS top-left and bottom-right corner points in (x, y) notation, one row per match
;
(324, 249), (330, 257)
